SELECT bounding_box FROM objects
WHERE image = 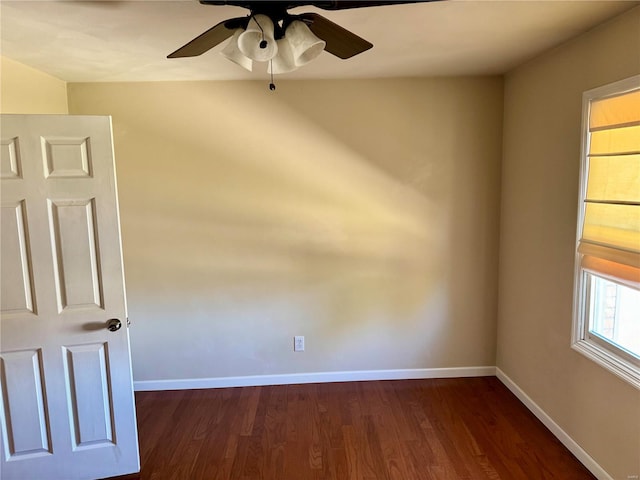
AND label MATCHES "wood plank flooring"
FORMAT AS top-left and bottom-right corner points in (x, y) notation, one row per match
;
(112, 377), (595, 480)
